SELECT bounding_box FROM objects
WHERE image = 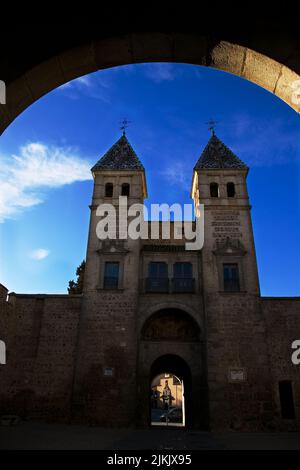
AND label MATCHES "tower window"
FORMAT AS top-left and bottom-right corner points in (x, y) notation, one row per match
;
(227, 182), (235, 197)
(105, 183), (113, 197)
(223, 263), (240, 292)
(104, 262), (119, 289)
(210, 182), (219, 198)
(279, 381), (295, 419)
(121, 183), (130, 197)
